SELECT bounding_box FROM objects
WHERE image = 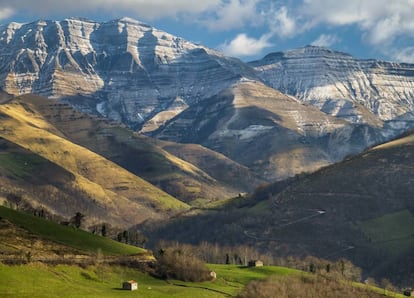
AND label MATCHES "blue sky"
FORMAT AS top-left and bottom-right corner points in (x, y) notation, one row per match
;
(1, 0), (413, 62)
